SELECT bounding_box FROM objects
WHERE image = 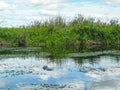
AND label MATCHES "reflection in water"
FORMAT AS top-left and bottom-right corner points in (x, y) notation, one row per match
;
(0, 49), (120, 90)
(89, 79), (120, 90)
